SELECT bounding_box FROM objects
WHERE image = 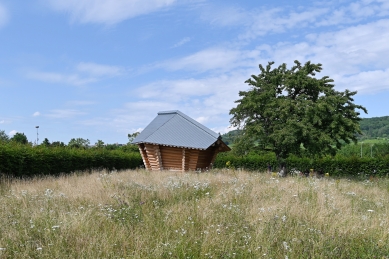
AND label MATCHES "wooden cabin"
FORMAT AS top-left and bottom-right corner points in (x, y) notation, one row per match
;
(132, 110), (230, 171)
